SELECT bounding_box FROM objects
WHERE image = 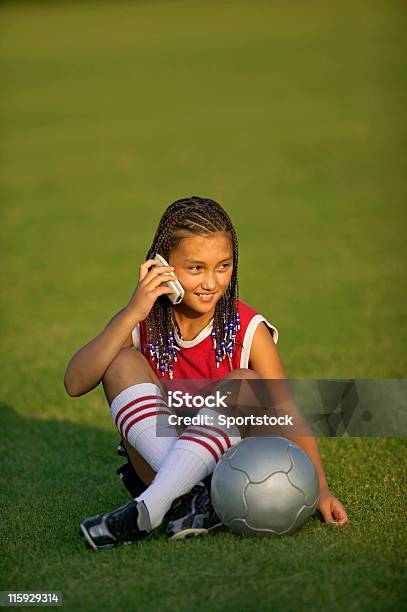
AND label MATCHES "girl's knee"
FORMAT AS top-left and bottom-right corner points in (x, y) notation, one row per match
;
(224, 367), (259, 381)
(102, 349), (161, 406)
(213, 368), (259, 397)
(103, 348), (156, 385)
